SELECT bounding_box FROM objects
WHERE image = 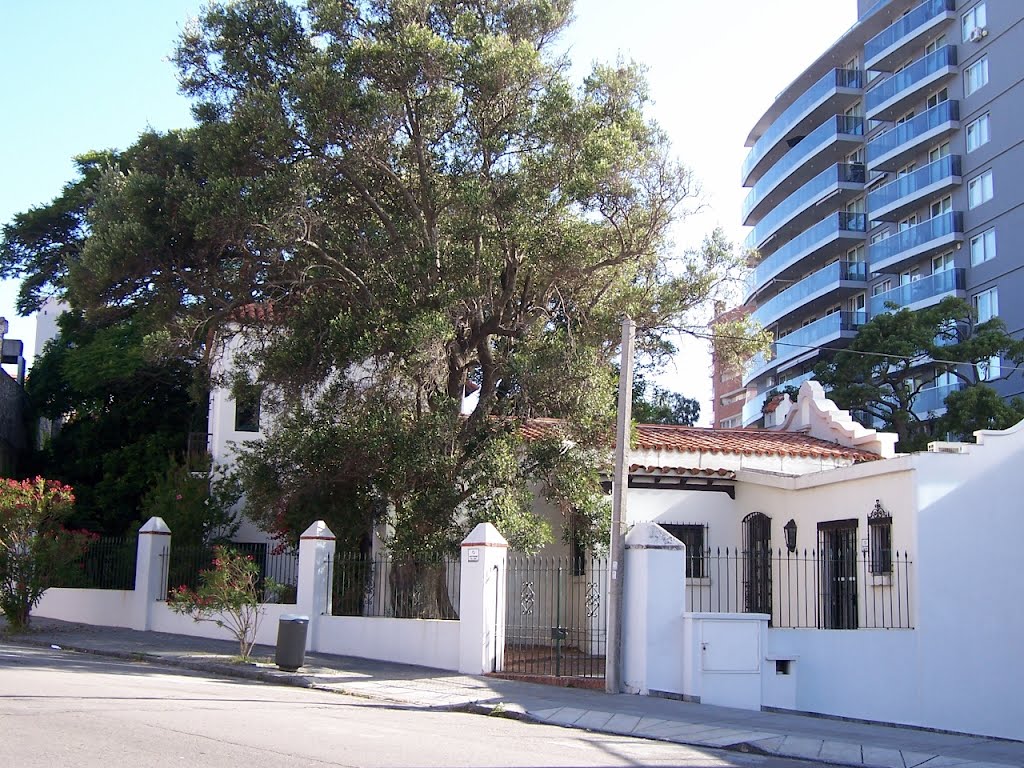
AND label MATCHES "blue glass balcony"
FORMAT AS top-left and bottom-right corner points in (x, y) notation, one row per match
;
(868, 268), (965, 316)
(912, 381), (964, 415)
(743, 116), (864, 225)
(865, 0), (957, 70)
(753, 261), (868, 329)
(867, 155), (961, 221)
(865, 46), (958, 120)
(869, 211), (964, 273)
(748, 212), (866, 299)
(741, 371), (816, 427)
(867, 100), (959, 171)
(745, 312), (865, 384)
(742, 69), (862, 186)
(746, 164), (866, 251)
